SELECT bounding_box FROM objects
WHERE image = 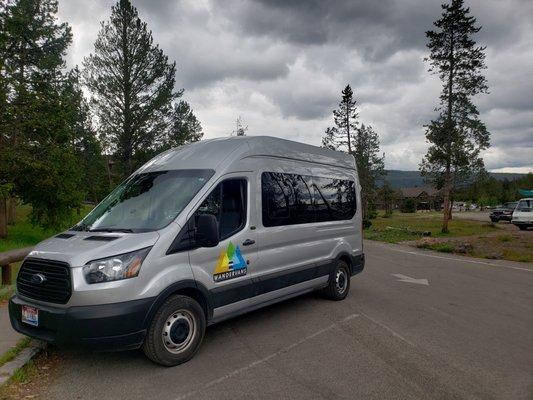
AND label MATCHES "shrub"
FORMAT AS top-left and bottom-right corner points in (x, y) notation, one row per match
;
(401, 198), (417, 213)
